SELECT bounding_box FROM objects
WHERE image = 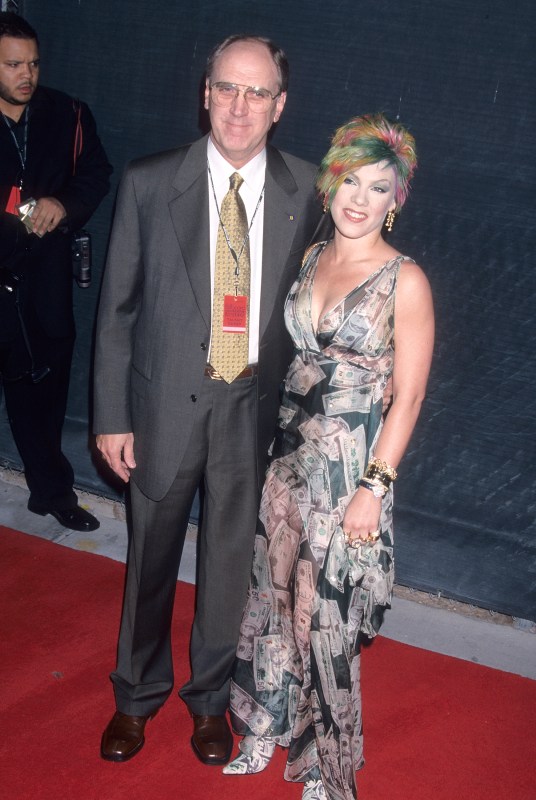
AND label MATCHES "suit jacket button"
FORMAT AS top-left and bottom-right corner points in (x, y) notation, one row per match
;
(200, 343), (207, 350)
(190, 394), (197, 402)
